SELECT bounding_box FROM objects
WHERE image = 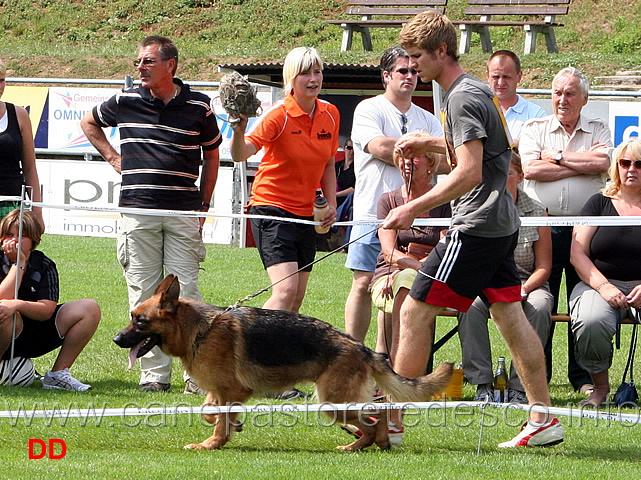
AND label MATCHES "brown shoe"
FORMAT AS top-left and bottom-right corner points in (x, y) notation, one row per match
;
(140, 382), (171, 392)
